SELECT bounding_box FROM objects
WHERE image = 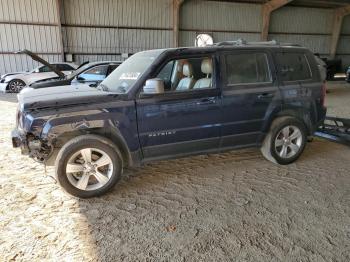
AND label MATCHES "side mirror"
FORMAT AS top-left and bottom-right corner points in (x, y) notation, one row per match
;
(142, 78), (164, 95)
